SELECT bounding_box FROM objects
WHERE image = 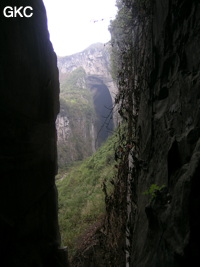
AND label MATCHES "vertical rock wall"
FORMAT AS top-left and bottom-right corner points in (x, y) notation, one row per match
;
(131, 0), (200, 266)
(0, 0), (68, 266)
